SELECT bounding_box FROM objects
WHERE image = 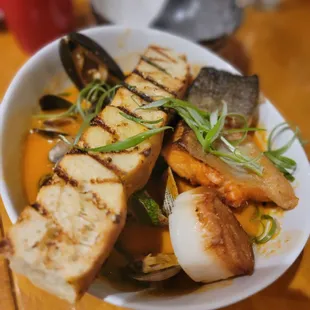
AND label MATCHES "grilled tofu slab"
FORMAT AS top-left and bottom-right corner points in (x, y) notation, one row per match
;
(0, 46), (190, 303)
(163, 121), (298, 209)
